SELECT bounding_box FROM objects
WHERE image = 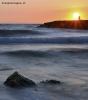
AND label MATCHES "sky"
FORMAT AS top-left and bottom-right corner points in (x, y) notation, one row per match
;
(0, 0), (88, 23)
